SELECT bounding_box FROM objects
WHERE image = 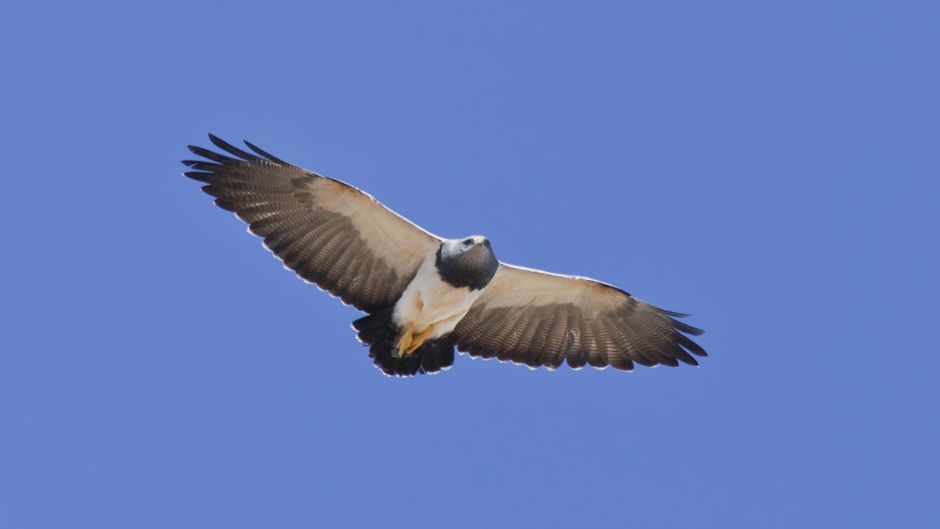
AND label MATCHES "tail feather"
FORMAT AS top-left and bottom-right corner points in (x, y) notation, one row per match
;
(352, 309), (455, 377)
